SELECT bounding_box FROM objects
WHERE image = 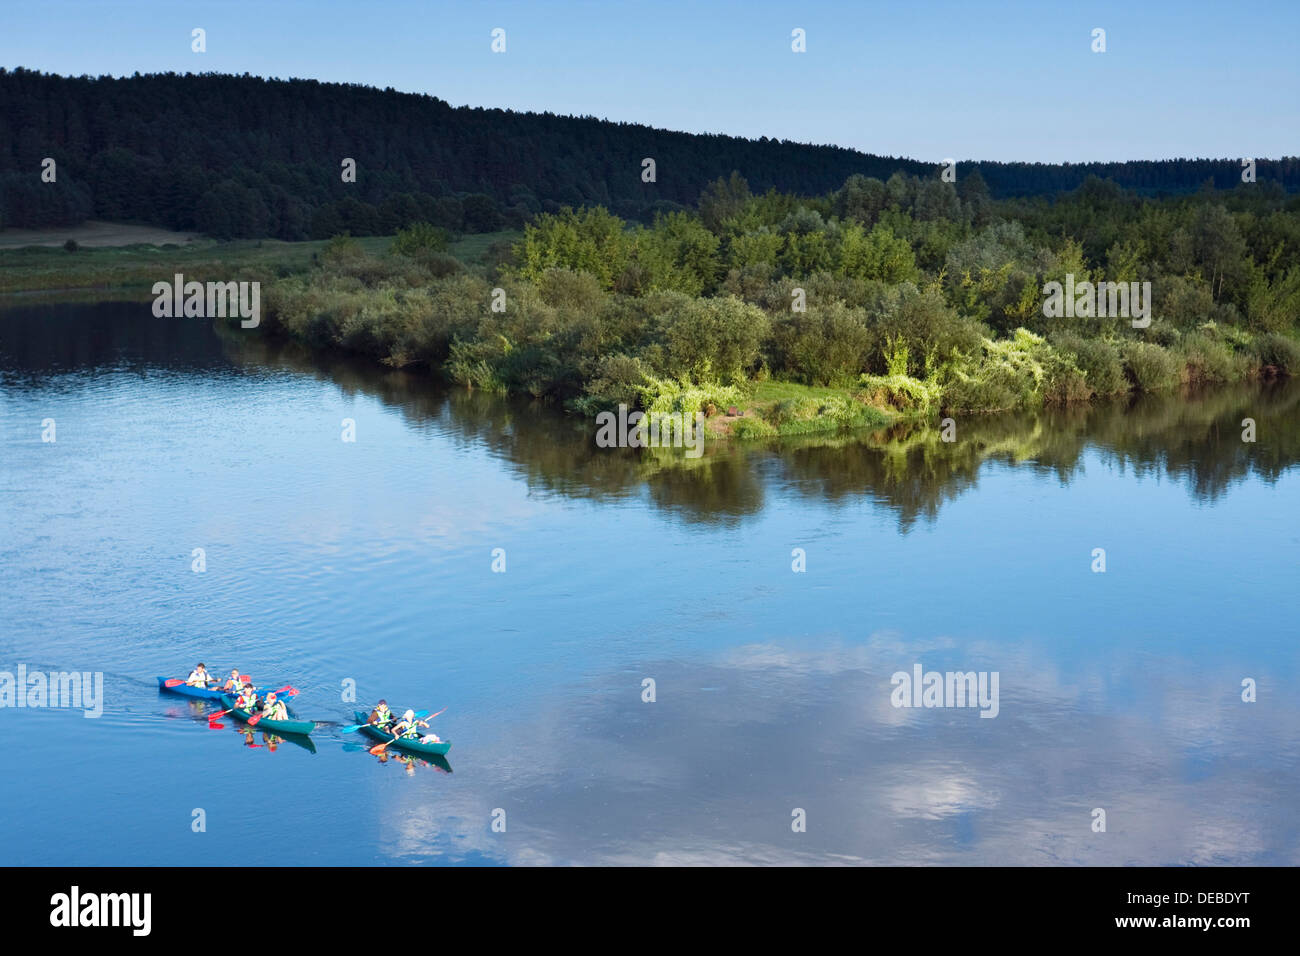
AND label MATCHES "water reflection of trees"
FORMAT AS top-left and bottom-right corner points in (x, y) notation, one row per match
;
(225, 328), (1300, 530)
